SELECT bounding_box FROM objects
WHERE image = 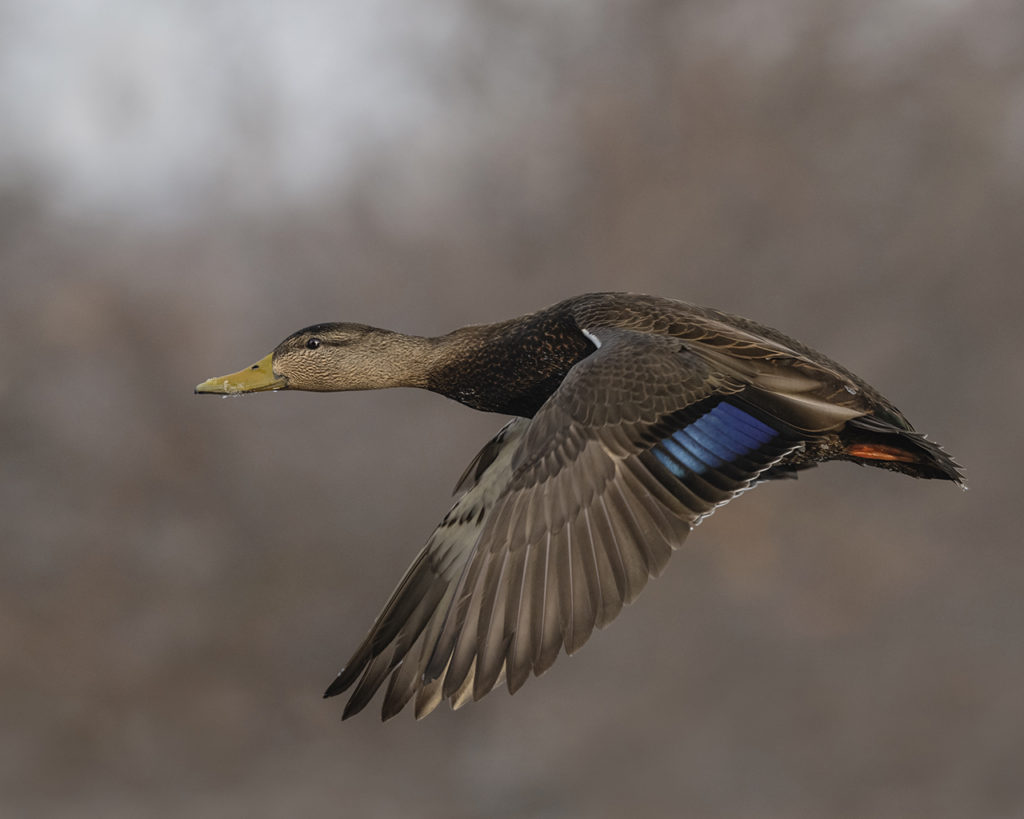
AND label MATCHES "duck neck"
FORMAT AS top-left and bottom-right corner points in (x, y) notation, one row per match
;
(364, 331), (446, 390)
(424, 312), (593, 416)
